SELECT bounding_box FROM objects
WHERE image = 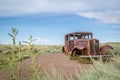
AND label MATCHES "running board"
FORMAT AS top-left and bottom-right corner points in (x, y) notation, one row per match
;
(79, 55), (113, 58)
